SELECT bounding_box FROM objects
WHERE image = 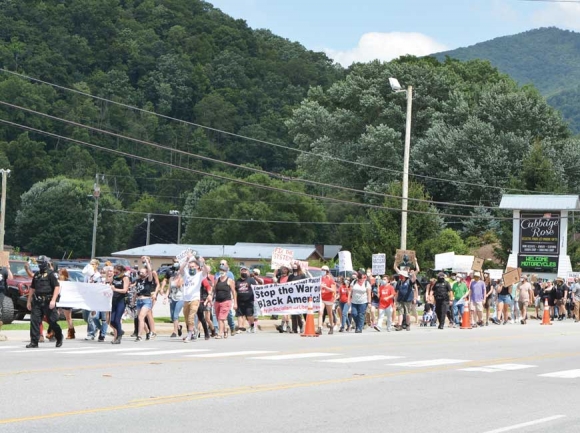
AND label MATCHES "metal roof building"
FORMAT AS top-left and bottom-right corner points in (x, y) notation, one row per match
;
(499, 195), (580, 211)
